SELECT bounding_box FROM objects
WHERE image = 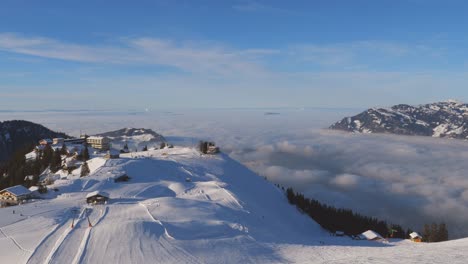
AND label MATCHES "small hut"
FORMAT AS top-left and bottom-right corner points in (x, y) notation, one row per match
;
(114, 174), (131, 183)
(335, 231), (345, 237)
(105, 149), (120, 160)
(0, 185), (32, 206)
(361, 230), (385, 241)
(86, 191), (109, 205)
(409, 232), (423, 242)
